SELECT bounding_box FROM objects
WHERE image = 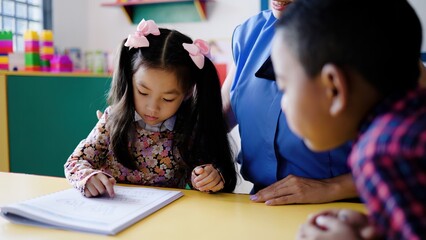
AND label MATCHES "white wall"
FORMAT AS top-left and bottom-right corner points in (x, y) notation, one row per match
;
(410, 0), (426, 52)
(53, 0), (426, 54)
(52, 0), (88, 53)
(53, 0), (259, 53)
